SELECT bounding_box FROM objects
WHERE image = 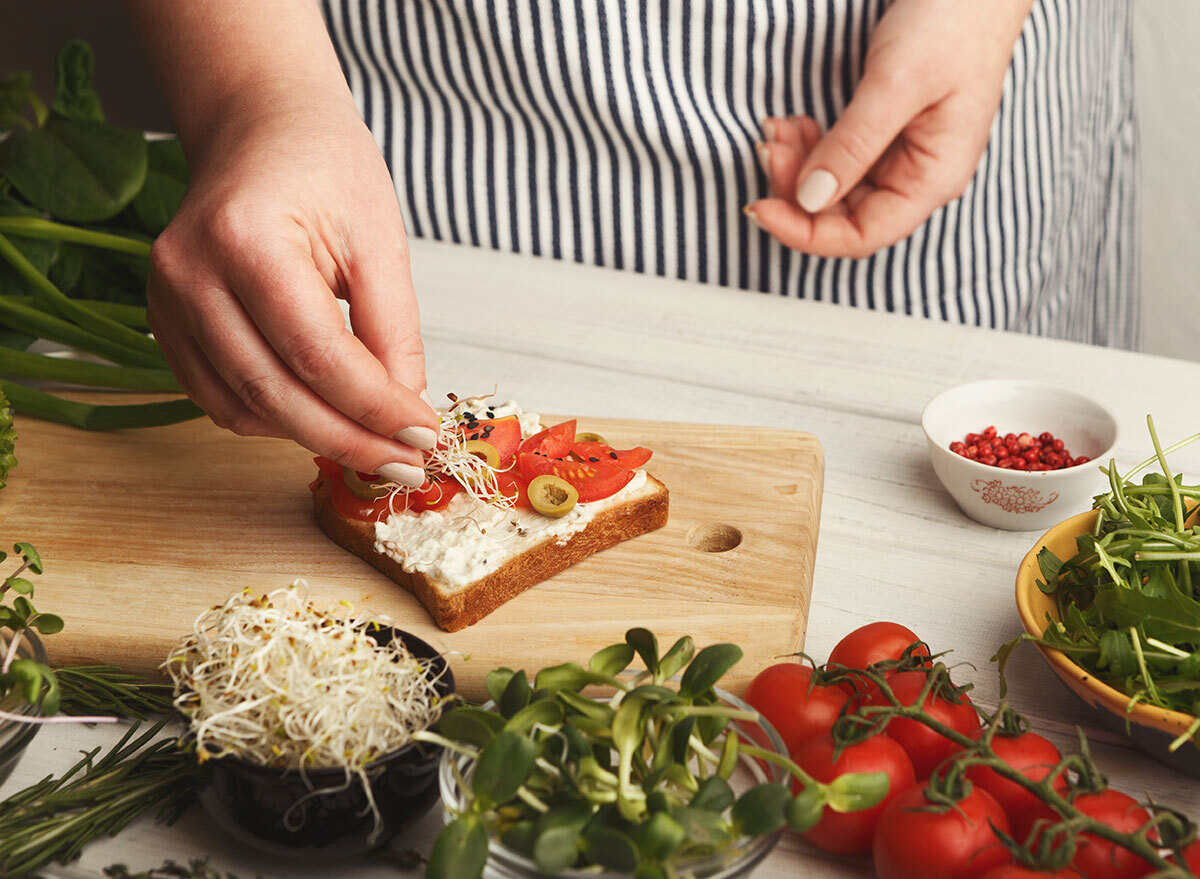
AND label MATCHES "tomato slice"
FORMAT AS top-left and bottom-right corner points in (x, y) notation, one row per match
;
(313, 457), (462, 519)
(571, 441), (652, 470)
(518, 452), (634, 502)
(459, 416), (521, 463)
(518, 420), (577, 459)
(404, 476), (463, 512)
(493, 469), (532, 510)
